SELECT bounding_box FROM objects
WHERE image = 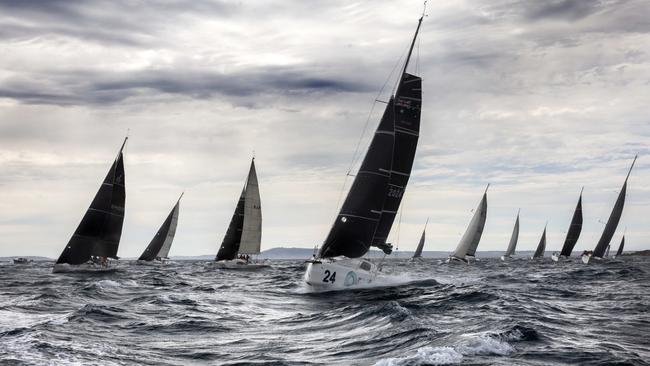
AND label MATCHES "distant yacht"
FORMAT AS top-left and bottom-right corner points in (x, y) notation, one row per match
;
(410, 219), (428, 261)
(530, 224), (547, 259)
(13, 258), (33, 265)
(138, 193), (182, 265)
(448, 185), (488, 264)
(304, 14), (424, 290)
(501, 209), (520, 261)
(53, 138), (127, 273)
(213, 158), (267, 269)
(613, 235), (625, 259)
(552, 188), (583, 262)
(582, 156), (637, 264)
